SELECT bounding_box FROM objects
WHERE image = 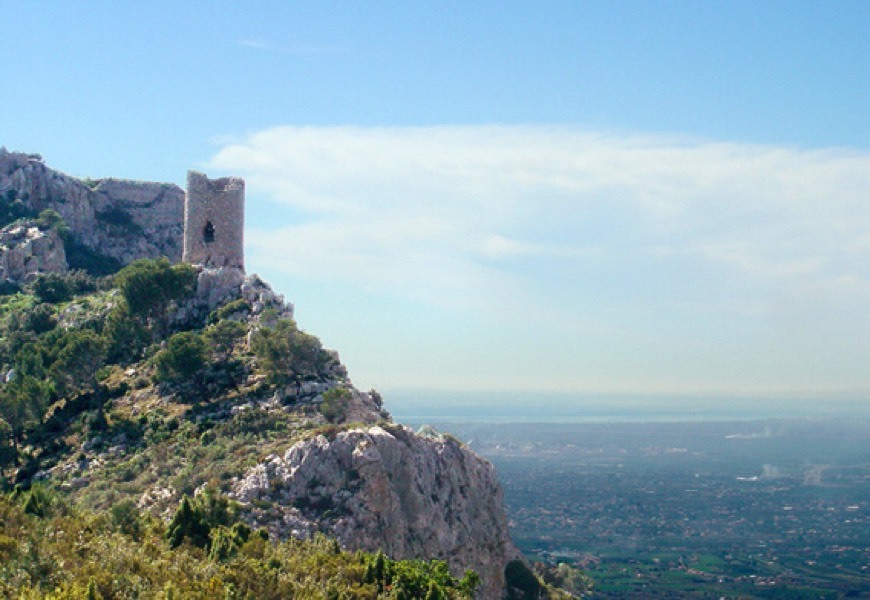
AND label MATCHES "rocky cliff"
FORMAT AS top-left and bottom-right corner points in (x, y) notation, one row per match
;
(180, 270), (520, 597)
(0, 148), (182, 278)
(232, 424), (519, 599)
